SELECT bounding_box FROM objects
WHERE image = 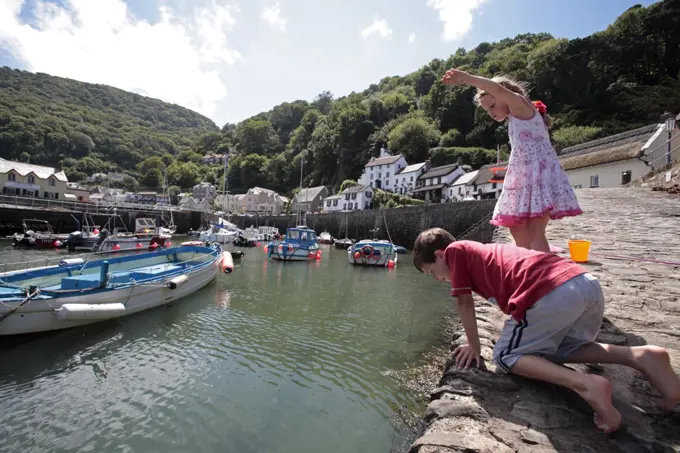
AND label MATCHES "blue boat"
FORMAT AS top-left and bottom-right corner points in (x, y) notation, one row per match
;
(0, 244), (234, 336)
(266, 226), (320, 261)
